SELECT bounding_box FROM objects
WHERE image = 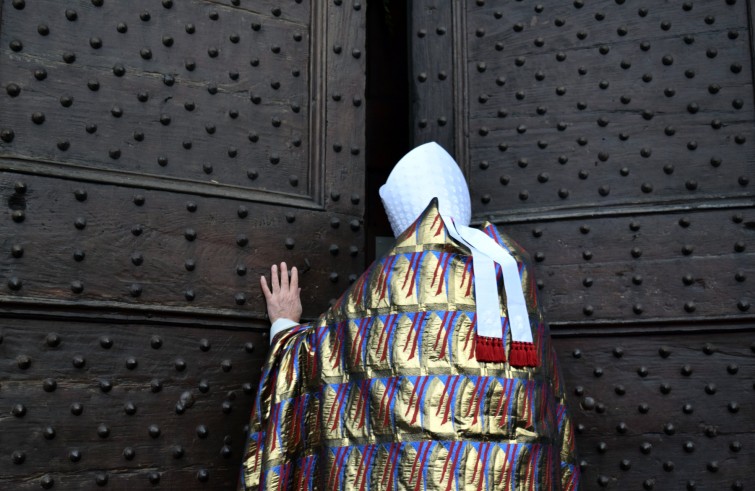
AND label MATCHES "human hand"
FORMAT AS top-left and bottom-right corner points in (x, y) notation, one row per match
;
(260, 262), (302, 324)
